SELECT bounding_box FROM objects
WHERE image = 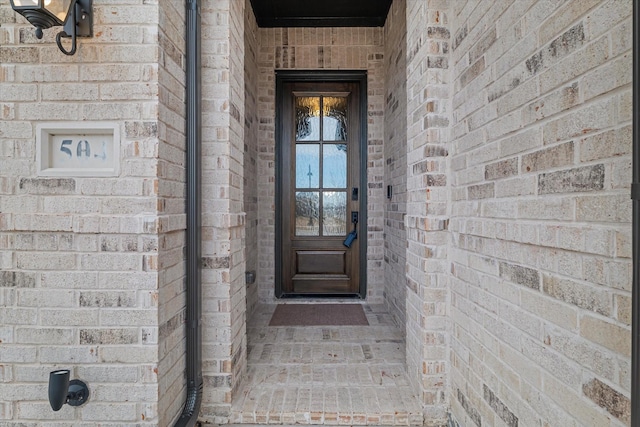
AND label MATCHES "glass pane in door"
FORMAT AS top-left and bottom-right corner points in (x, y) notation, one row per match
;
(323, 192), (347, 236)
(323, 96), (347, 141)
(296, 144), (320, 188)
(323, 144), (347, 188)
(296, 97), (320, 141)
(295, 191), (320, 236)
